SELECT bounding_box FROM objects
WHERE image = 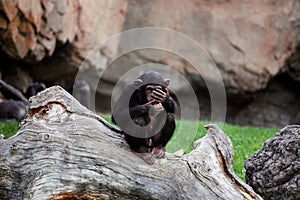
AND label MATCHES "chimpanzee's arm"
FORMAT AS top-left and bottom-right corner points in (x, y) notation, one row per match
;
(129, 104), (150, 117)
(0, 80), (28, 103)
(112, 84), (150, 124)
(162, 96), (176, 113)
